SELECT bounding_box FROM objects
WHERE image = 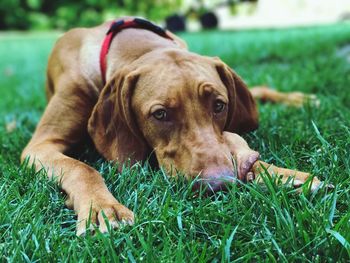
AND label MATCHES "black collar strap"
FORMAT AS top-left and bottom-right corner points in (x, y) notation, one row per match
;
(107, 18), (172, 39)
